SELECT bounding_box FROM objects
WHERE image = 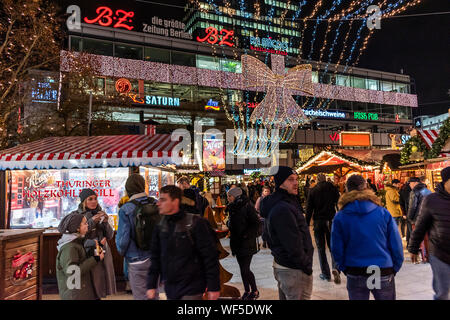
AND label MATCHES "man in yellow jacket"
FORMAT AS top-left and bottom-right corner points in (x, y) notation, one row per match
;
(385, 179), (403, 230)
